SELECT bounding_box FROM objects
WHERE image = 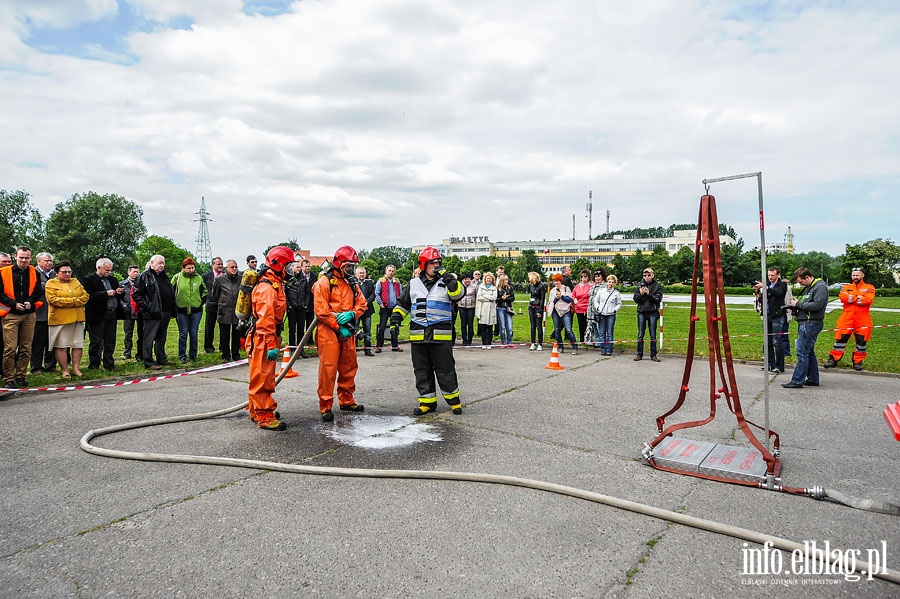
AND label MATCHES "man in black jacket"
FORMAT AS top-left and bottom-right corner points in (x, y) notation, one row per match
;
(202, 257), (223, 353)
(356, 266), (376, 356)
(283, 255), (310, 349)
(632, 267), (664, 362)
(132, 255), (177, 370)
(753, 266), (787, 373)
(82, 258), (122, 370)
